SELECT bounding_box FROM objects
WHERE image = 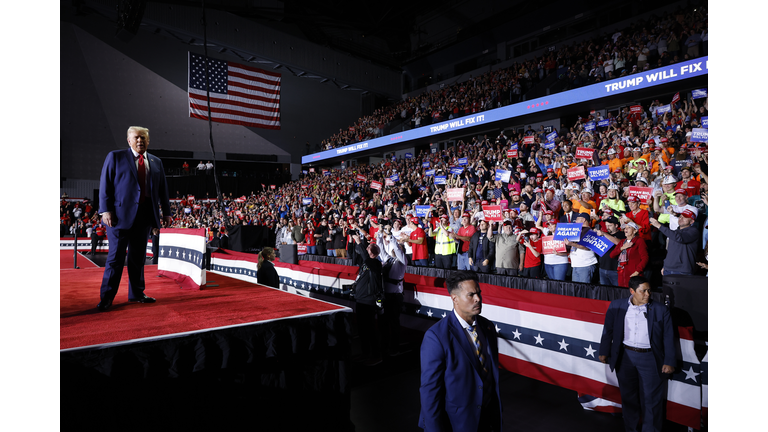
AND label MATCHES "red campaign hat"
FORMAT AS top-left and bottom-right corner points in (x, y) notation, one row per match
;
(544, 210), (554, 215)
(664, 165), (674, 170)
(462, 212), (471, 218)
(680, 209), (696, 219)
(547, 168), (554, 173)
(660, 137), (668, 143)
(547, 218), (558, 225)
(440, 214), (449, 220)
(613, 168), (622, 173)
(636, 159), (647, 164)
(603, 208), (614, 214)
(627, 196), (640, 202)
(370, 216), (378, 223)
(410, 217), (420, 224)
(512, 190), (520, 196)
(481, 200), (489, 205)
(529, 227), (540, 235)
(536, 173), (543, 177)
(674, 188), (687, 195)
